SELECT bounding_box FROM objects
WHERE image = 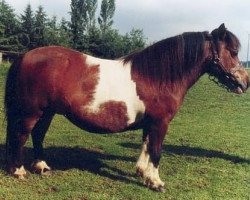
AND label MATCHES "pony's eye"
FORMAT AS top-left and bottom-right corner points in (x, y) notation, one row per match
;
(228, 48), (238, 57)
(226, 47), (238, 57)
(231, 50), (238, 57)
